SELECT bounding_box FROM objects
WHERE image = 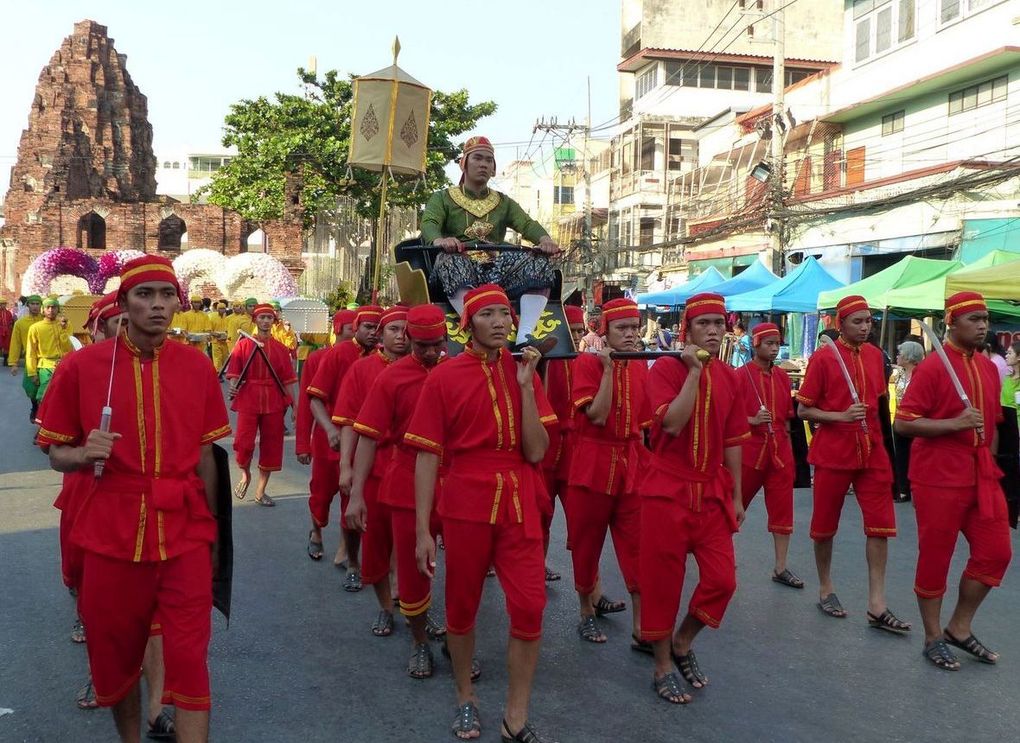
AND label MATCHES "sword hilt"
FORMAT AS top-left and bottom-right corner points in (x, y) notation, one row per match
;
(94, 406), (112, 478)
